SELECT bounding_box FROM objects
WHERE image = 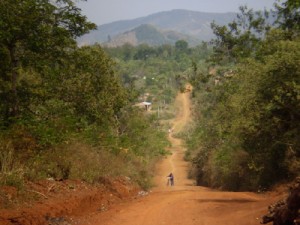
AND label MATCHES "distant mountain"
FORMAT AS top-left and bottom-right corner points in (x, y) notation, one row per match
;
(78, 9), (237, 47)
(103, 24), (200, 47)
